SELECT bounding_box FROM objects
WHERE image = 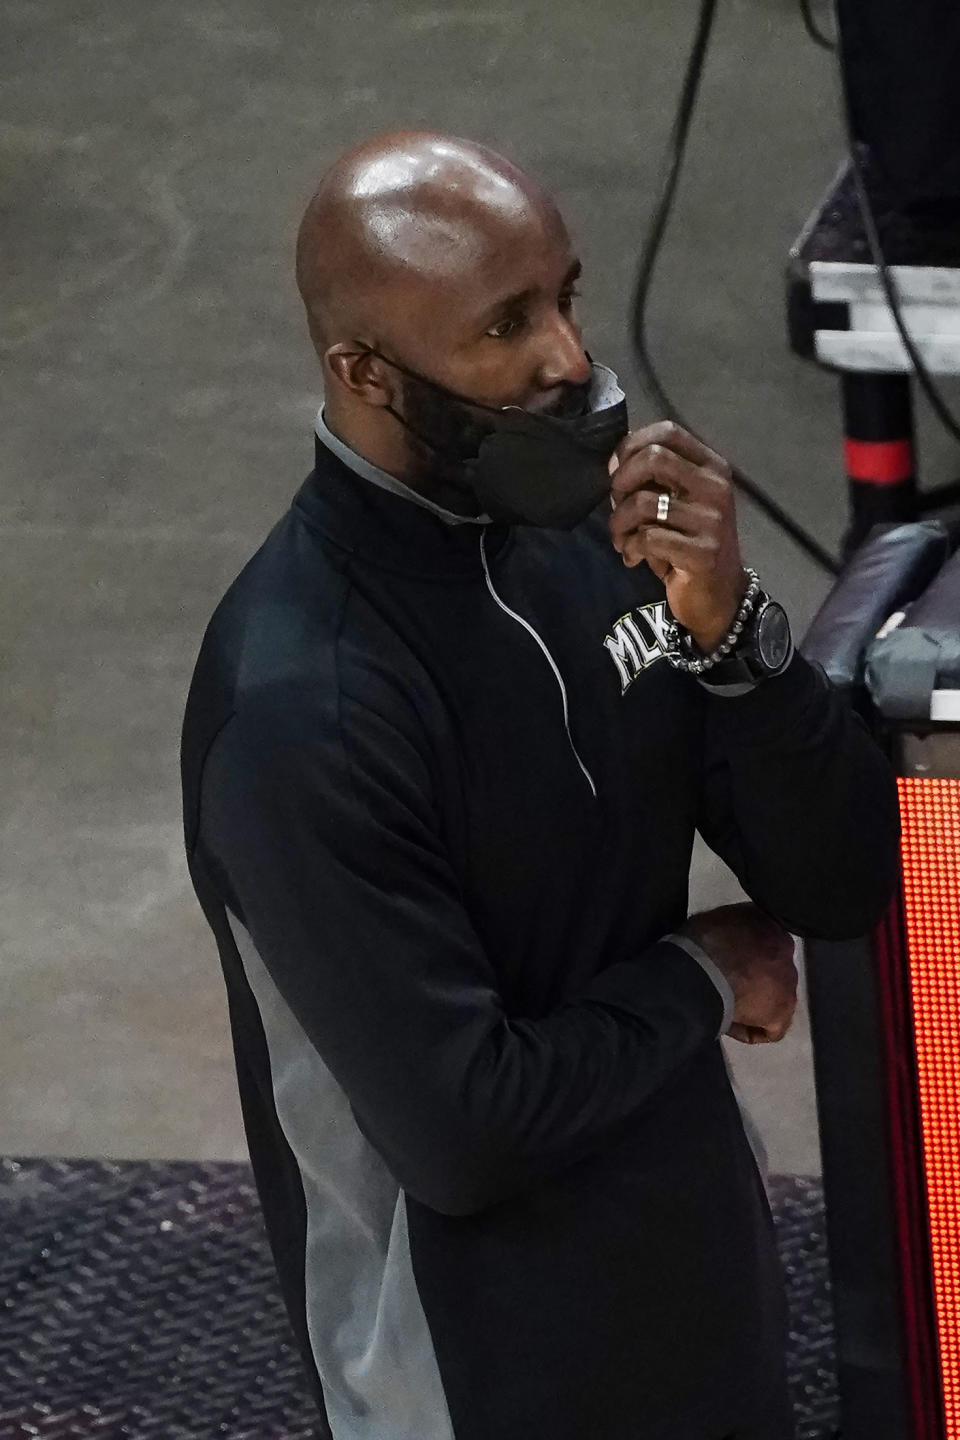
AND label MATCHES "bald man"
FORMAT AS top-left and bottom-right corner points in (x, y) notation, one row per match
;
(181, 132), (899, 1440)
